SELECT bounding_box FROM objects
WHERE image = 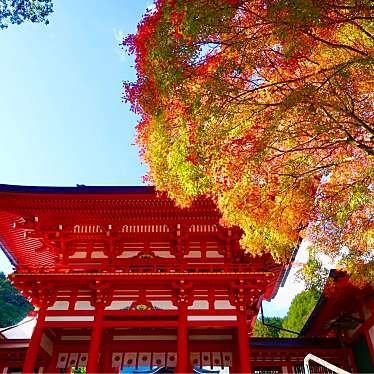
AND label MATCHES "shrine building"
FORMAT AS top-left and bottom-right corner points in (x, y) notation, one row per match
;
(0, 184), (372, 373)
